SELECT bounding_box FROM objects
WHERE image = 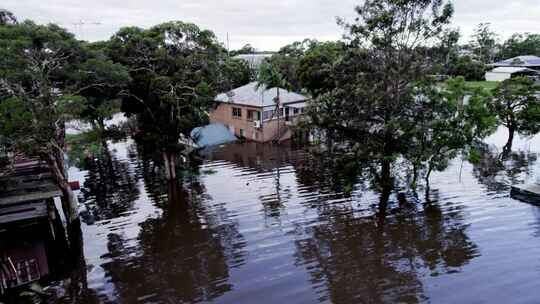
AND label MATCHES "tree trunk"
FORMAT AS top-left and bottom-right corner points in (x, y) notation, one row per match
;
(380, 158), (393, 199)
(45, 151), (79, 223)
(425, 164), (433, 196)
(502, 126), (515, 158)
(163, 151), (177, 180)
